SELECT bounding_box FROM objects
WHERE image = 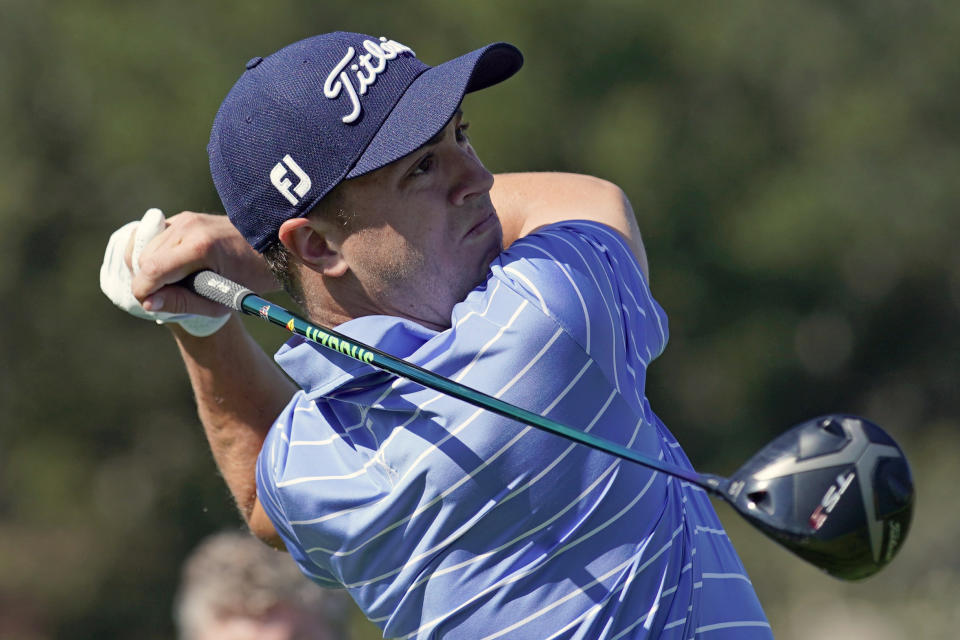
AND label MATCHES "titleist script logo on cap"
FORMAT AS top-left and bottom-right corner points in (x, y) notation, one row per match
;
(325, 36), (415, 124)
(268, 36), (414, 206)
